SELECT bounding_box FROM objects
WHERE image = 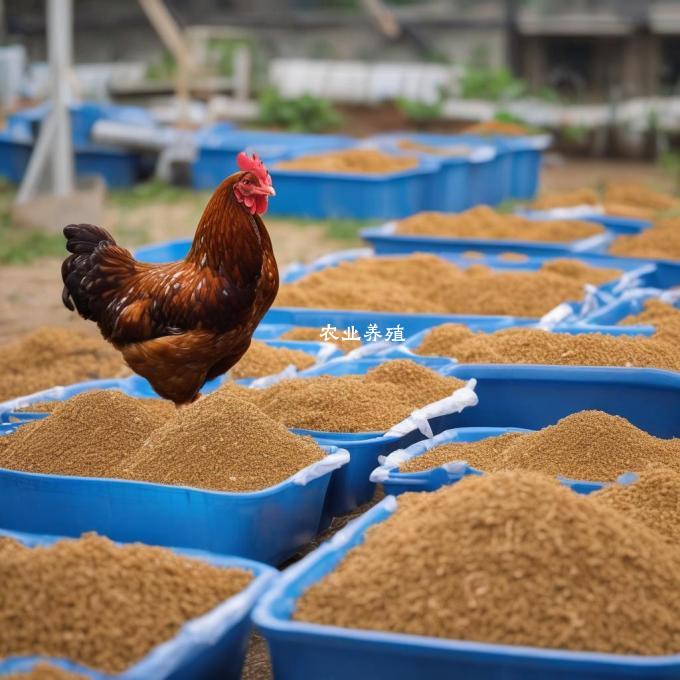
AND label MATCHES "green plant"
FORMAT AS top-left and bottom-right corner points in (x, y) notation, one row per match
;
(109, 180), (194, 209)
(492, 110), (543, 135)
(256, 88), (343, 133)
(395, 95), (444, 125)
(460, 66), (527, 102)
(660, 151), (680, 194)
(0, 187), (65, 264)
(146, 51), (176, 81)
(561, 124), (588, 145)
